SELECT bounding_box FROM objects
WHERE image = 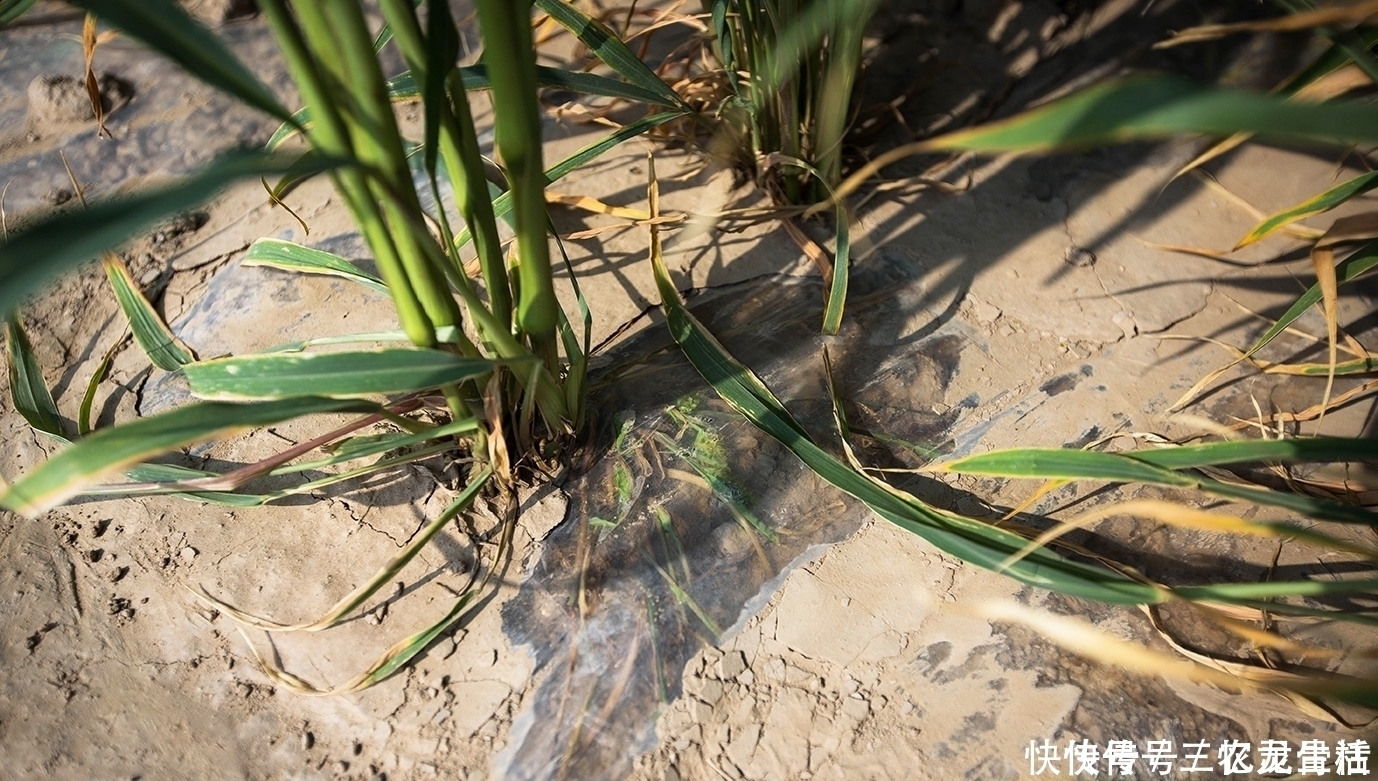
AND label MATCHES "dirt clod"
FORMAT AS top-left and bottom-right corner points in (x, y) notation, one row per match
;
(25, 73), (132, 136)
(43, 188), (73, 206)
(1064, 246), (1096, 267)
(183, 0), (258, 24)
